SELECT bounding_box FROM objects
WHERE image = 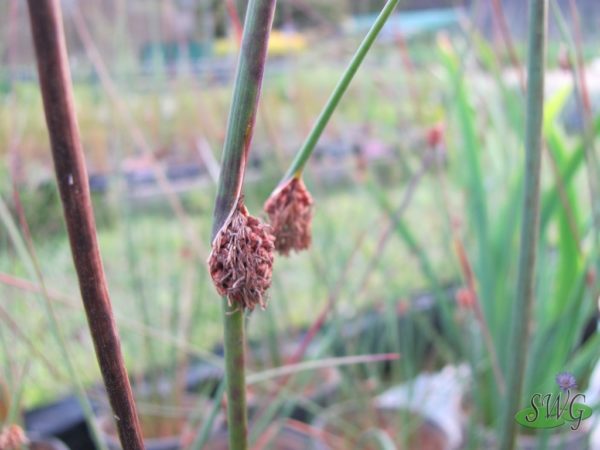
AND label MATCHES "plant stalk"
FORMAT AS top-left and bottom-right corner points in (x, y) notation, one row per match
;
(282, 0), (399, 181)
(26, 2), (144, 449)
(210, 1), (277, 449)
(499, 1), (548, 449)
(212, 0), (277, 234)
